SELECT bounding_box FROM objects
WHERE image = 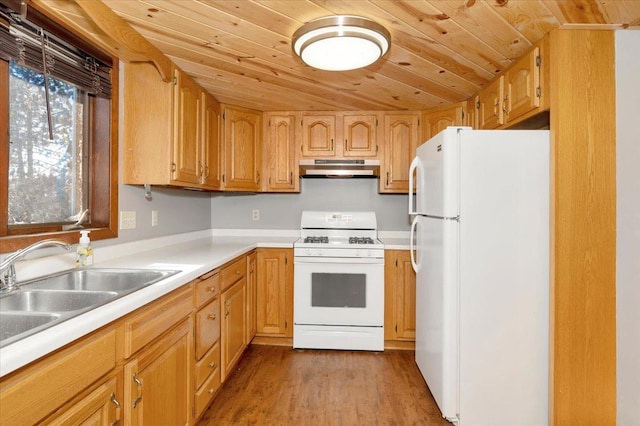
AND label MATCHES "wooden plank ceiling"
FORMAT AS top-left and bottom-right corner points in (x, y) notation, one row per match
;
(41, 0), (640, 112)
